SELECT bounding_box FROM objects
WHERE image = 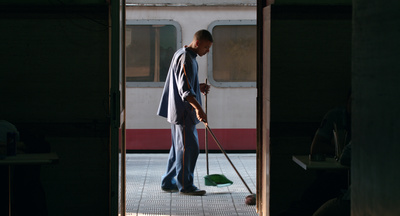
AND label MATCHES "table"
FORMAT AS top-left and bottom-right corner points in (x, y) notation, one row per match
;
(1, 152), (58, 216)
(0, 152), (58, 165)
(293, 155), (350, 188)
(292, 155), (349, 170)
